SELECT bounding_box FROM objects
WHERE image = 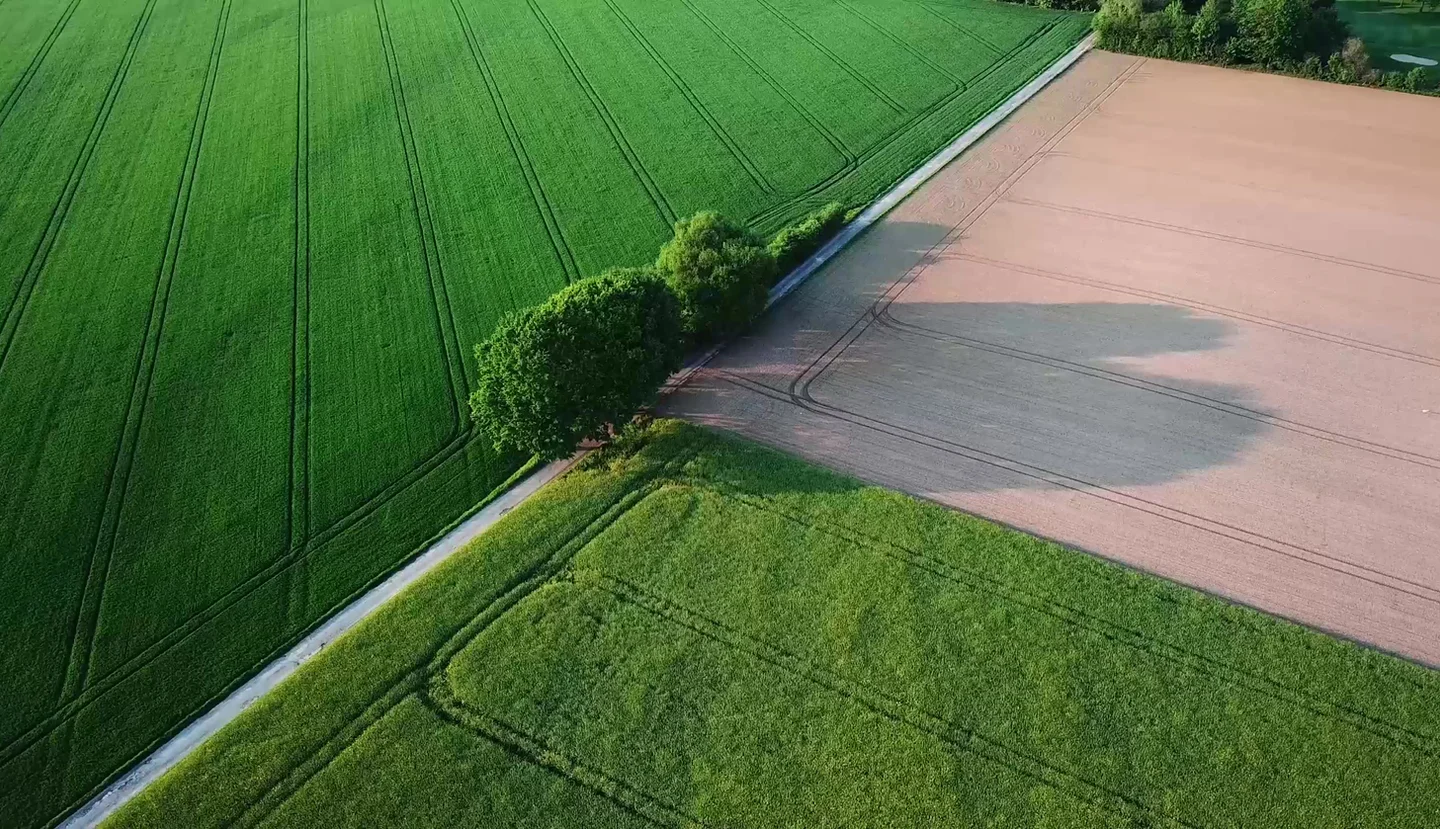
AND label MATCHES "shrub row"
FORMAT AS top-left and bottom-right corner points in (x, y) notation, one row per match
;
(471, 207), (851, 461)
(768, 201), (847, 275)
(1094, 0), (1437, 93)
